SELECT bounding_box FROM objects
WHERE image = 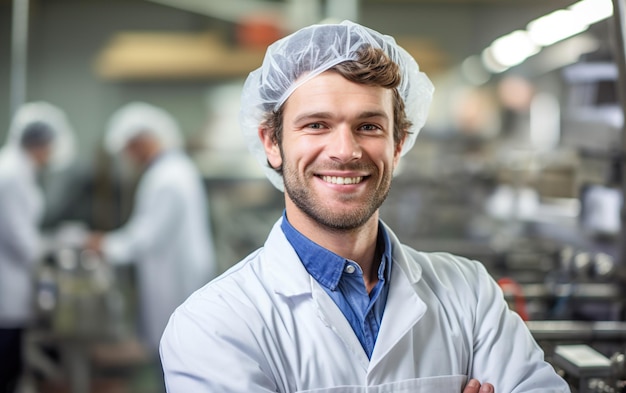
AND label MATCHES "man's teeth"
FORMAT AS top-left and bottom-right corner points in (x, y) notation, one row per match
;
(321, 176), (363, 185)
